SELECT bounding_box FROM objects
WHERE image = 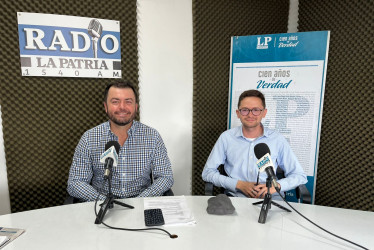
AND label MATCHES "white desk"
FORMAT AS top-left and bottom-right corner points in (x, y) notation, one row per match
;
(0, 196), (372, 250)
